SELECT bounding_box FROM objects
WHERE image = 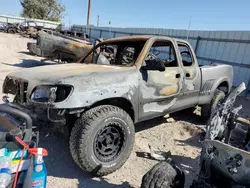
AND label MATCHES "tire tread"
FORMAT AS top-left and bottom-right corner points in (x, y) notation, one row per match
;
(69, 105), (134, 176)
